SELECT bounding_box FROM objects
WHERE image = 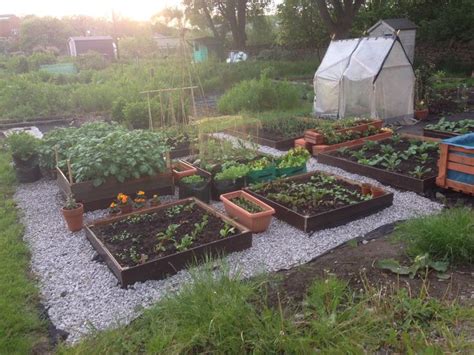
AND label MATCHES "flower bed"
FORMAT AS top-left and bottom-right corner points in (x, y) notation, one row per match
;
(318, 136), (439, 193)
(244, 171), (393, 233)
(423, 118), (474, 139)
(85, 198), (252, 287)
(57, 167), (174, 211)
